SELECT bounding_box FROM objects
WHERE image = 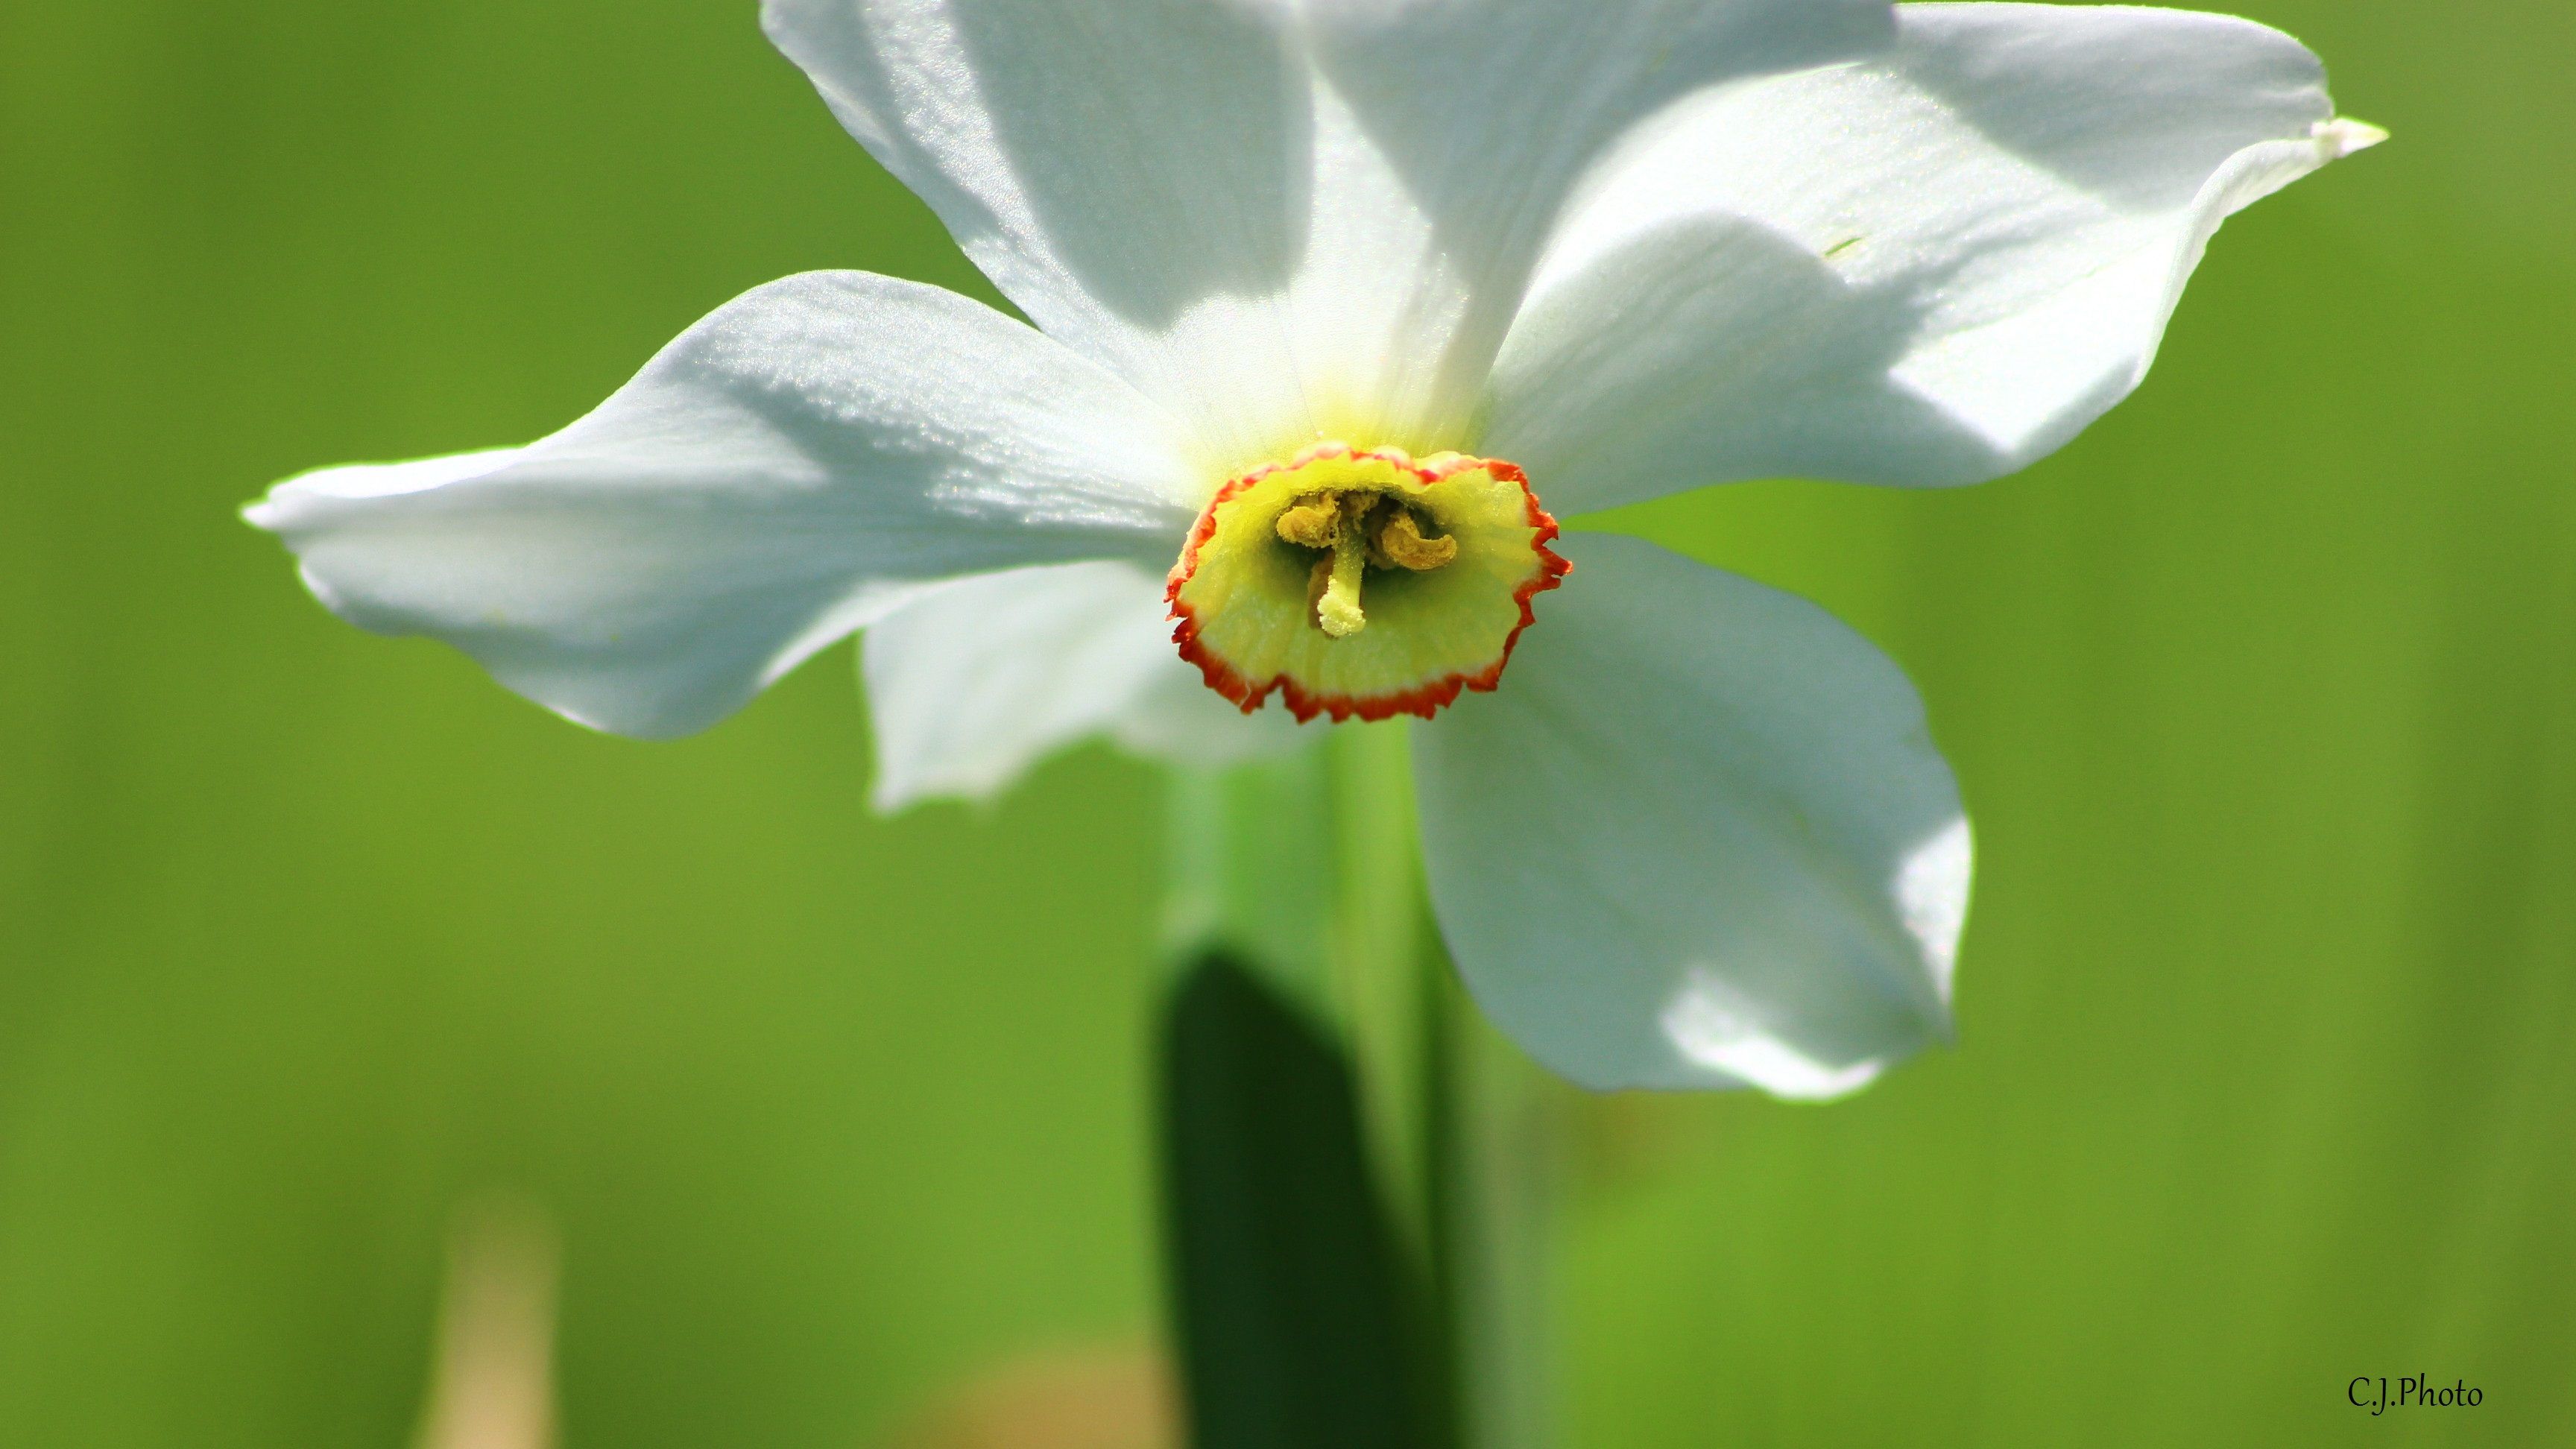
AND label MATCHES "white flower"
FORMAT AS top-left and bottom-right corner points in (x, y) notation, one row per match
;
(249, 1), (2377, 1096)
